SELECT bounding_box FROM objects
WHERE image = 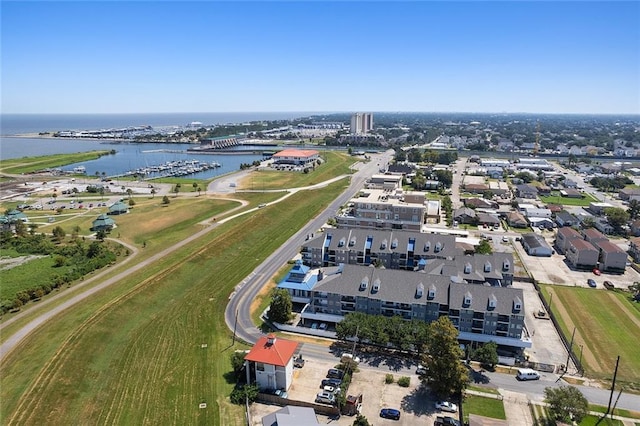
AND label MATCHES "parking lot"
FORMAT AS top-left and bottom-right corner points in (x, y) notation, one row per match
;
(250, 358), (445, 425)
